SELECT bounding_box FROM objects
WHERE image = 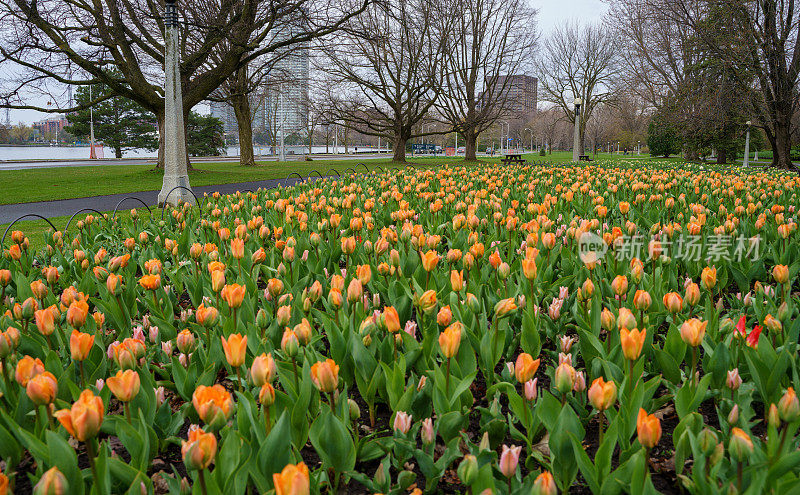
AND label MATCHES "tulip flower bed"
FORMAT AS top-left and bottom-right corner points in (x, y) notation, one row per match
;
(1, 162), (799, 494)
